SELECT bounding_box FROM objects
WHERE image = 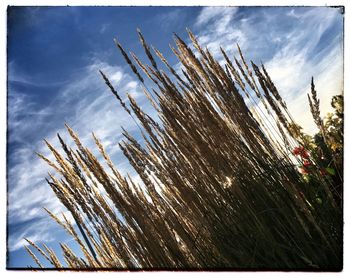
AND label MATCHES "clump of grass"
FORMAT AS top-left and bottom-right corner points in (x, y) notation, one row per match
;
(25, 29), (342, 270)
